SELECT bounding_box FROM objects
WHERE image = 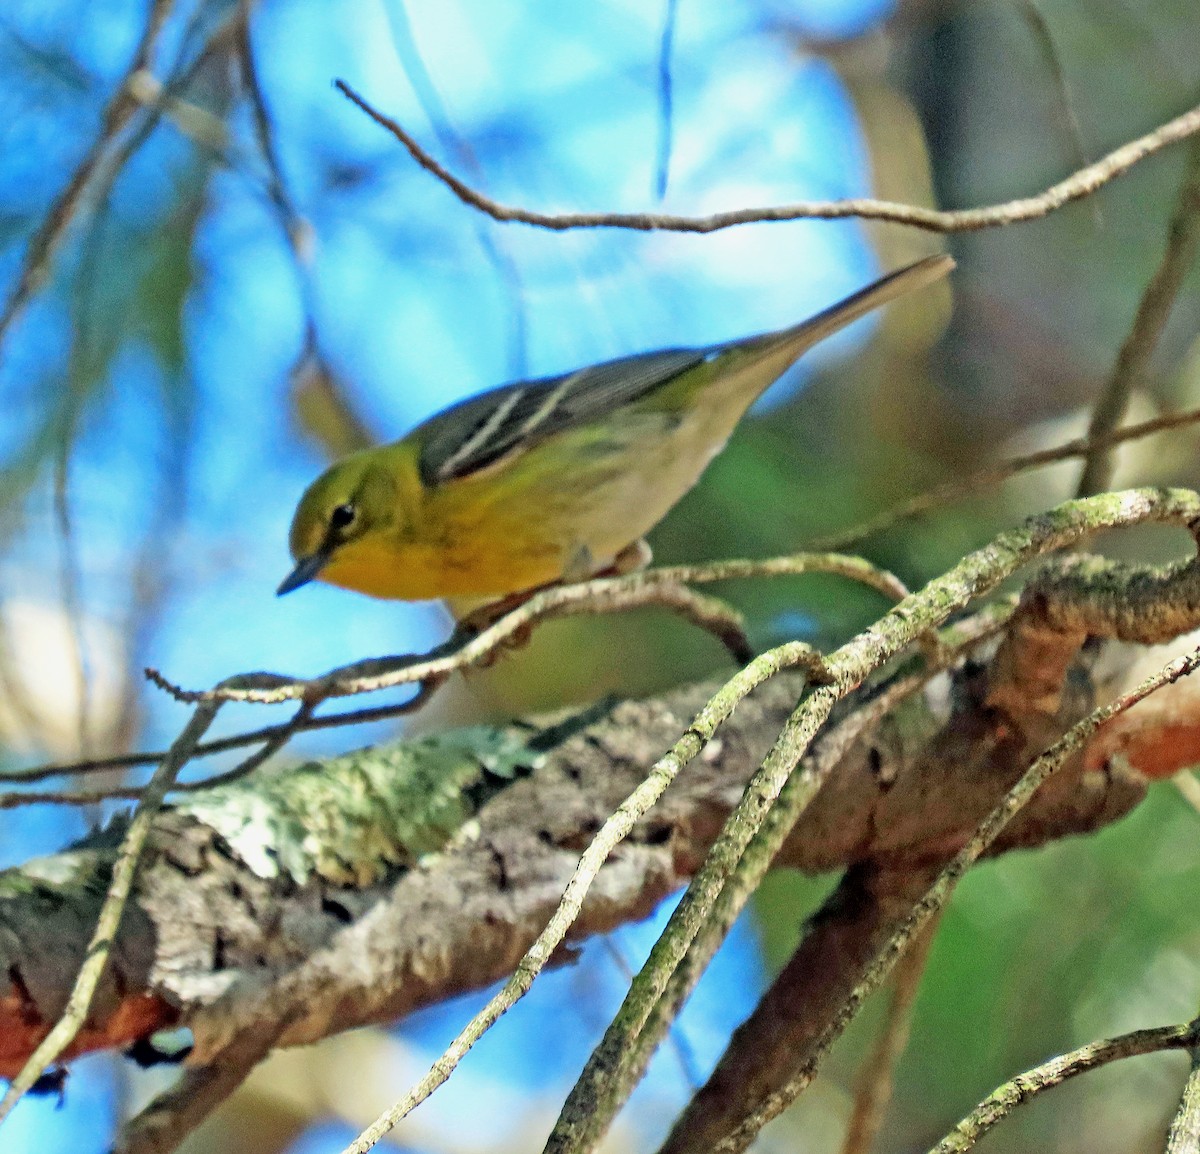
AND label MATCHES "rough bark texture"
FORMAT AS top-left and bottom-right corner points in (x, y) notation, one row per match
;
(0, 629), (1190, 1086)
